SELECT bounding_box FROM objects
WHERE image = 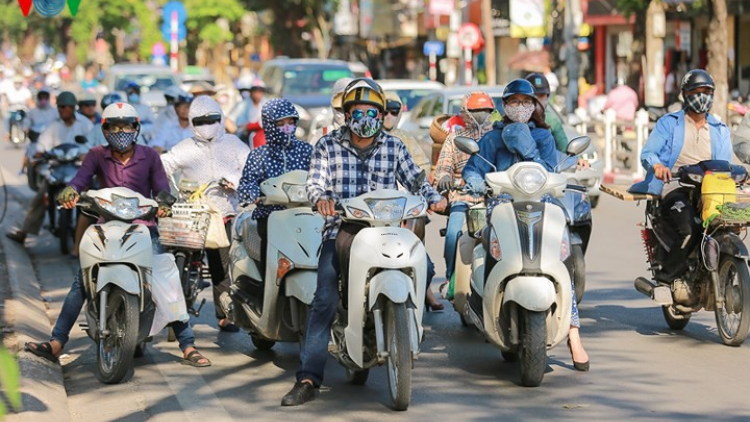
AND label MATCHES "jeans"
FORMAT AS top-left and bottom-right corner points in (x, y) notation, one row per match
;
(444, 203), (468, 280)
